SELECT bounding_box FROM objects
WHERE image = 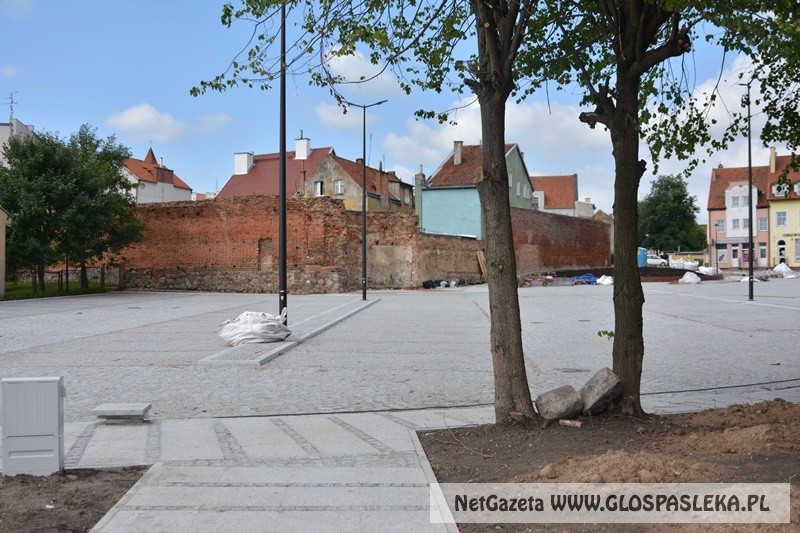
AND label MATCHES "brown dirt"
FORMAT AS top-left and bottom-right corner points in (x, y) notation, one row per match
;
(0, 466), (146, 532)
(419, 399), (800, 532)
